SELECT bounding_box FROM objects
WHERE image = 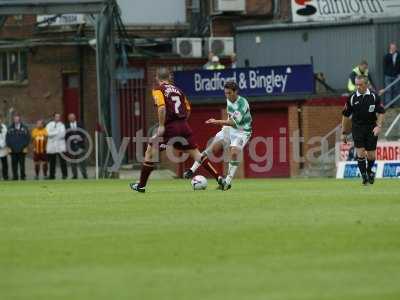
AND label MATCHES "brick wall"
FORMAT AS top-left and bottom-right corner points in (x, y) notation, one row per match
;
(246, 0), (273, 15)
(212, 18), (237, 37)
(0, 46), (77, 124)
(0, 15), (36, 38)
(0, 45), (99, 161)
(288, 104), (301, 177)
(301, 103), (344, 169)
(81, 48), (99, 140)
(277, 0), (292, 21)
